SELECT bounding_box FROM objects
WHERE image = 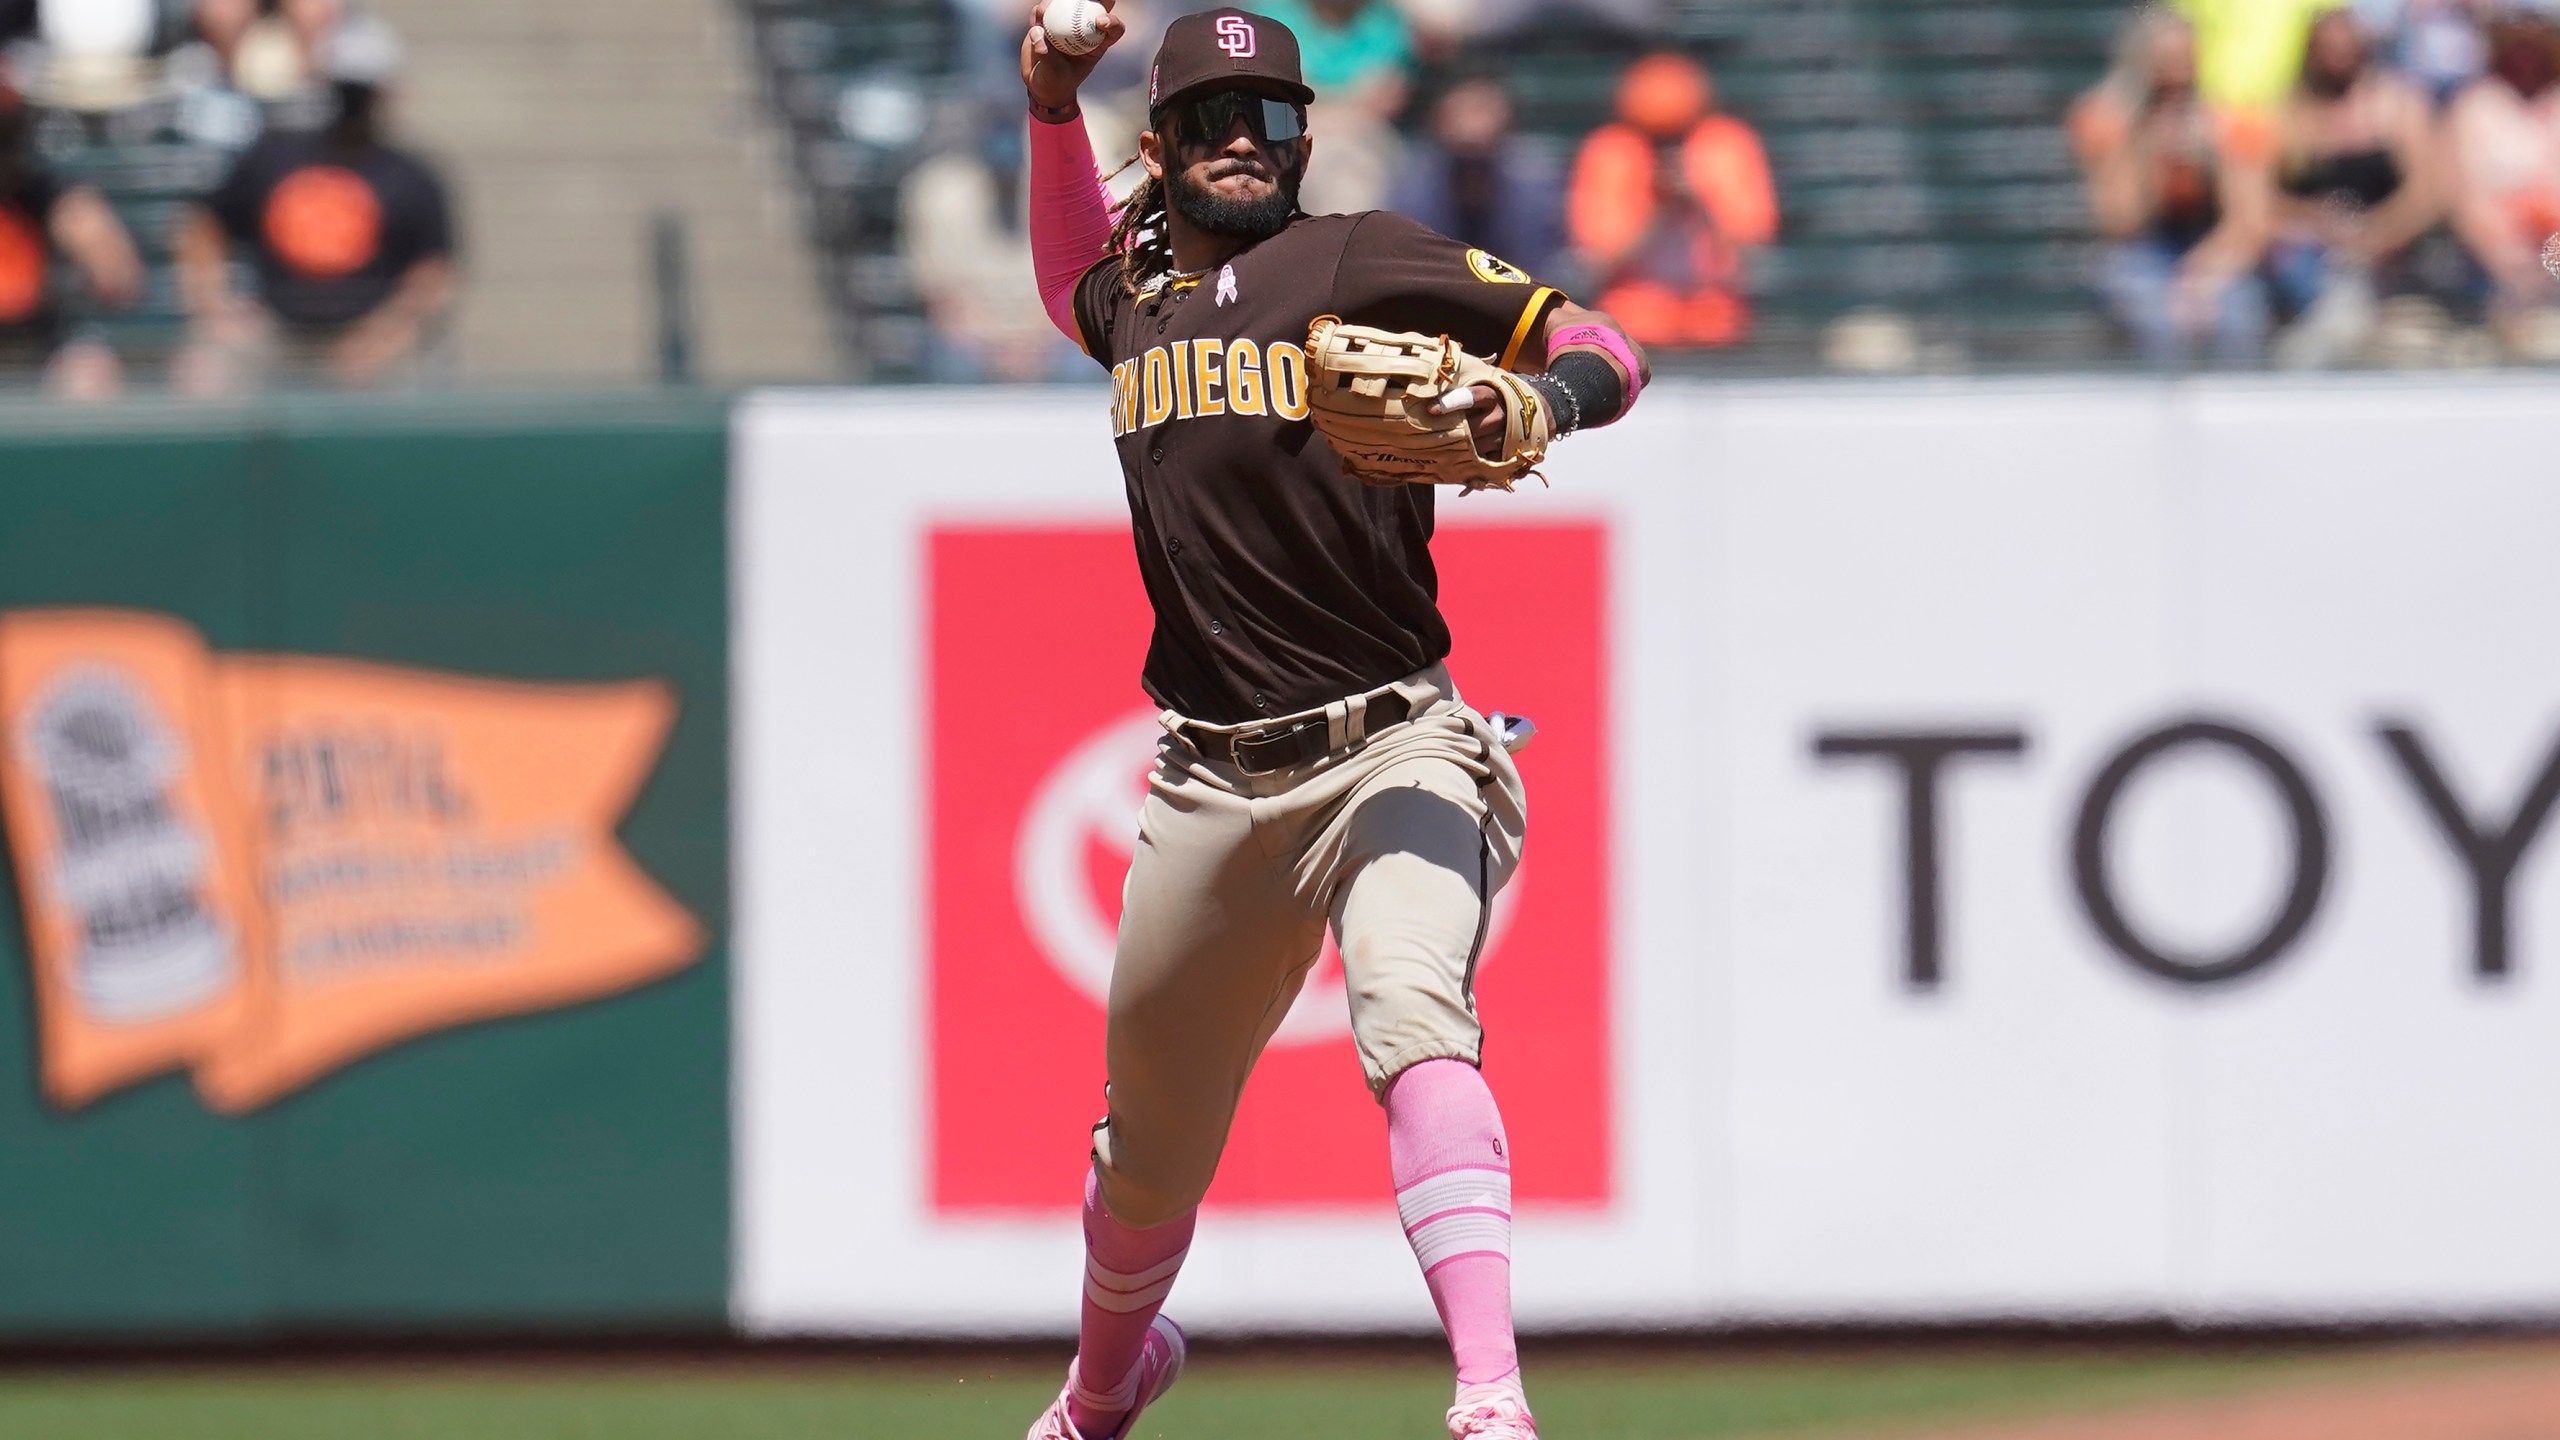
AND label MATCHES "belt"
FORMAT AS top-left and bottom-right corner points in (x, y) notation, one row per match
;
(1182, 690), (1414, 776)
